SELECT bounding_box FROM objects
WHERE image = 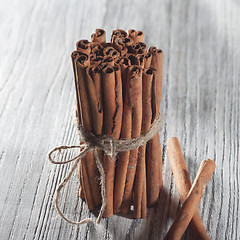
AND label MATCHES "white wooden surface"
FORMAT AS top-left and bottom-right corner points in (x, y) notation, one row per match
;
(0, 0), (240, 239)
